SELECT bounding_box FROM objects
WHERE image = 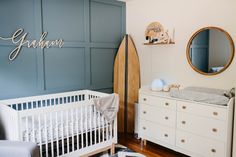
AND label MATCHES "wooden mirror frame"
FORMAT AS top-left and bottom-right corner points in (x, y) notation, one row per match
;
(186, 26), (235, 76)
